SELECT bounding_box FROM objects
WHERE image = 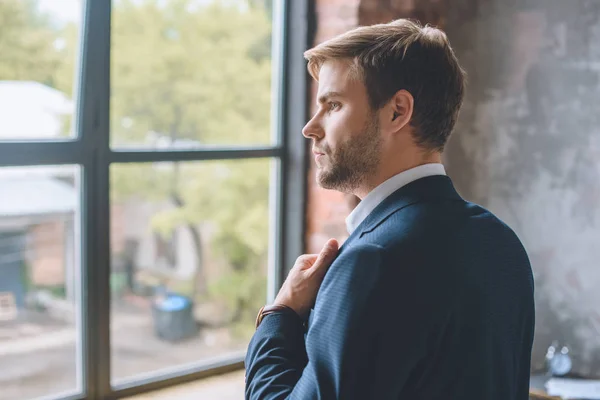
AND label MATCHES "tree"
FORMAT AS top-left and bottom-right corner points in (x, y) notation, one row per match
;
(108, 0), (273, 330)
(0, 0), (79, 137)
(0, 0), (63, 85)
